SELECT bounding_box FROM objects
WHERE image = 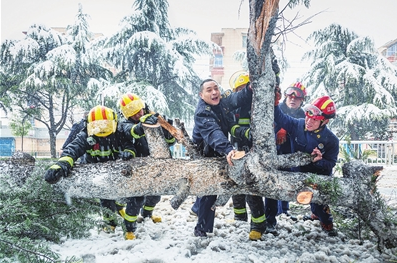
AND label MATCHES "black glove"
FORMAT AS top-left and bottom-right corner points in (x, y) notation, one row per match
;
(163, 115), (173, 126)
(132, 122), (144, 137)
(45, 164), (65, 184)
(139, 114), (158, 125)
(246, 128), (252, 141)
(275, 86), (282, 106)
(121, 150), (135, 161)
(272, 58), (281, 86)
(272, 58), (280, 75)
